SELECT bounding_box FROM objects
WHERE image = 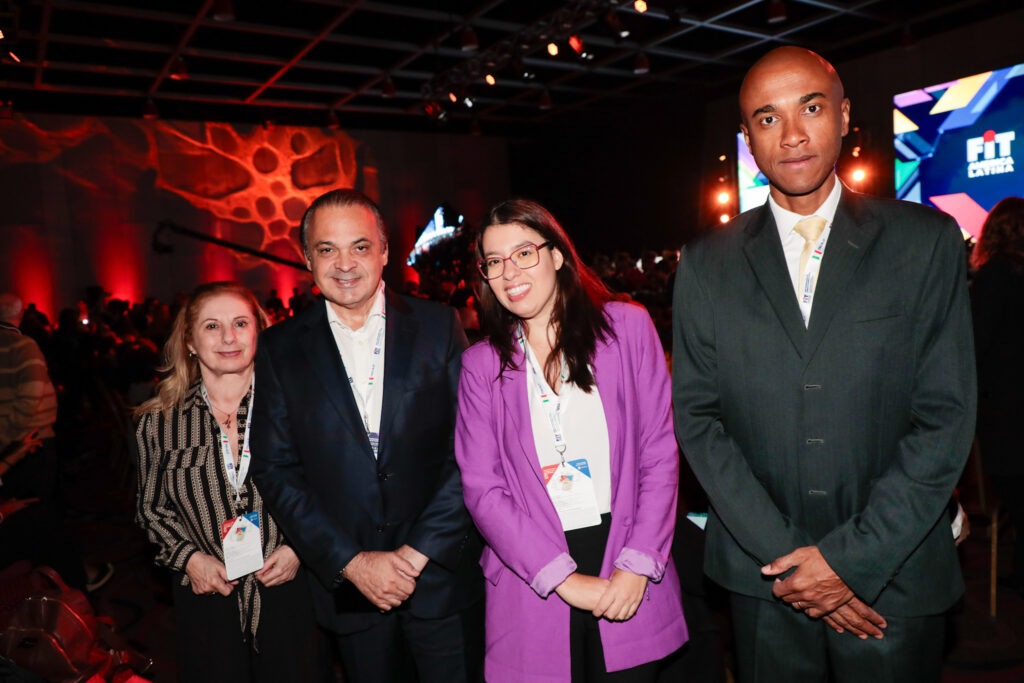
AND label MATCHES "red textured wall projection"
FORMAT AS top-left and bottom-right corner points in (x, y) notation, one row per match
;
(0, 116), (360, 316)
(0, 114), (510, 318)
